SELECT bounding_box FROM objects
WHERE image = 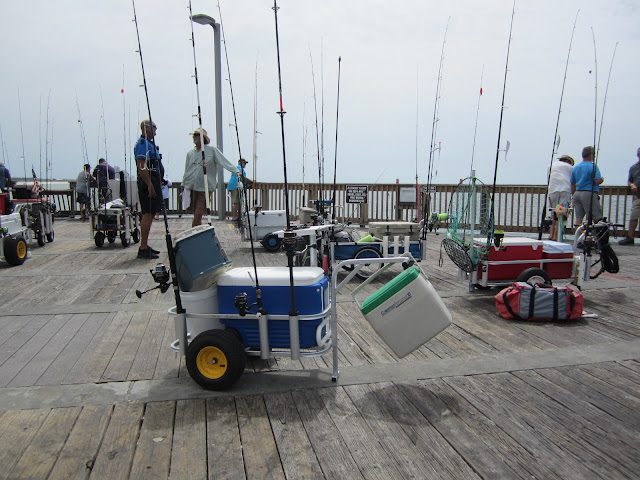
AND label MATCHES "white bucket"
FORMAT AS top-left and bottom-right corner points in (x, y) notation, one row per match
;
(180, 285), (222, 339)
